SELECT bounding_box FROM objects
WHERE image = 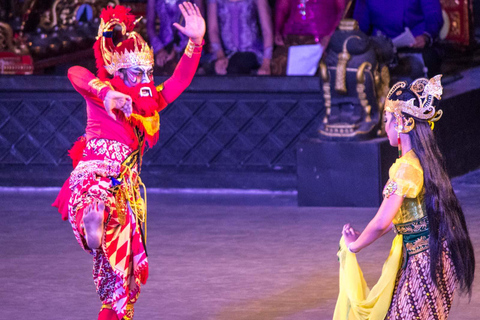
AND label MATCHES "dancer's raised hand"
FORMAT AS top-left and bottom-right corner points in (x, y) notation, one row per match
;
(173, 2), (206, 45)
